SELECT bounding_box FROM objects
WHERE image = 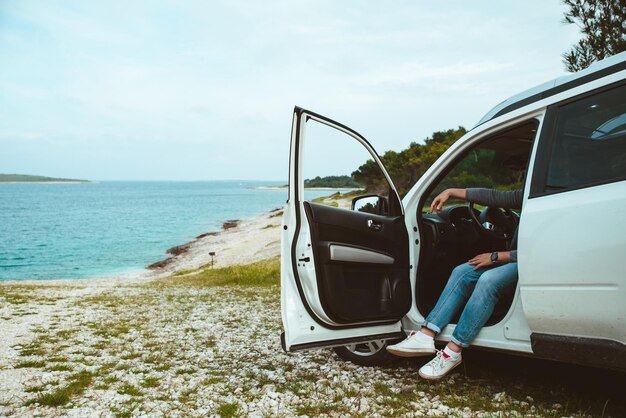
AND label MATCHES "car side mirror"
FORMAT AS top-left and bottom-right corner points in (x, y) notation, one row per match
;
(351, 195), (389, 216)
